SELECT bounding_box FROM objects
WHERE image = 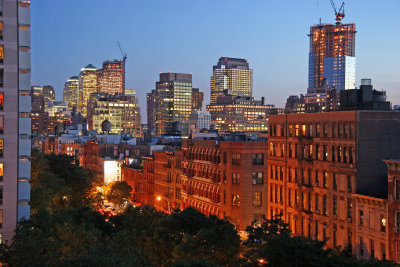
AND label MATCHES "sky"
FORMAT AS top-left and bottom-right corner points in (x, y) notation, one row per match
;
(31, 0), (400, 122)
